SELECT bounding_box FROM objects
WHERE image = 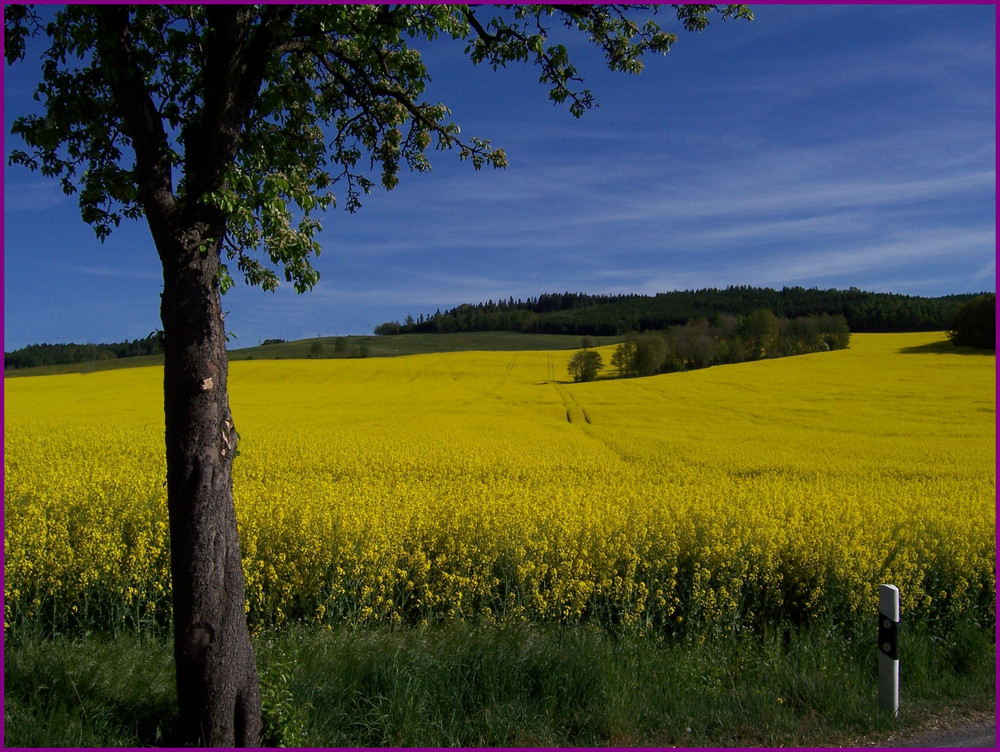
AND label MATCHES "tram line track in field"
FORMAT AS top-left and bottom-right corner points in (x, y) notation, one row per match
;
(551, 382), (591, 425)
